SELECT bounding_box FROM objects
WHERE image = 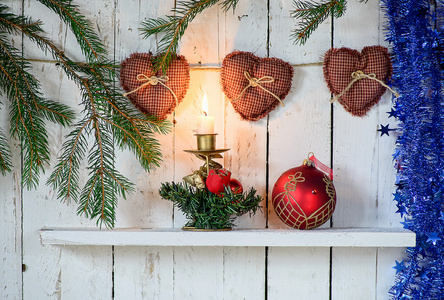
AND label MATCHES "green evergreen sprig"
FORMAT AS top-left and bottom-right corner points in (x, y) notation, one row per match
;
(0, 127), (12, 175)
(140, 0), (239, 72)
(0, 2), (170, 228)
(36, 0), (107, 62)
(291, 0), (346, 45)
(0, 7), (76, 188)
(290, 0), (368, 45)
(159, 181), (262, 230)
